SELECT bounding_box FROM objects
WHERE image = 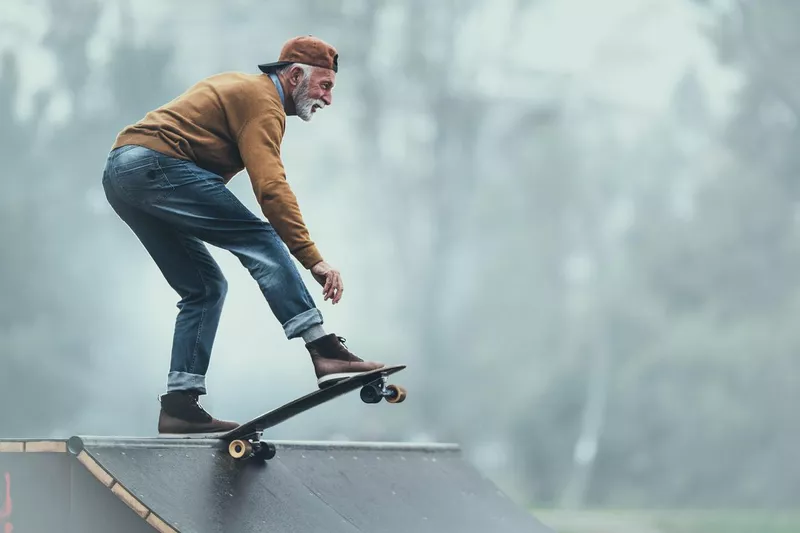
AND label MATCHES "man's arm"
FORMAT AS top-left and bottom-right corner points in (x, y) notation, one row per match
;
(237, 110), (323, 270)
